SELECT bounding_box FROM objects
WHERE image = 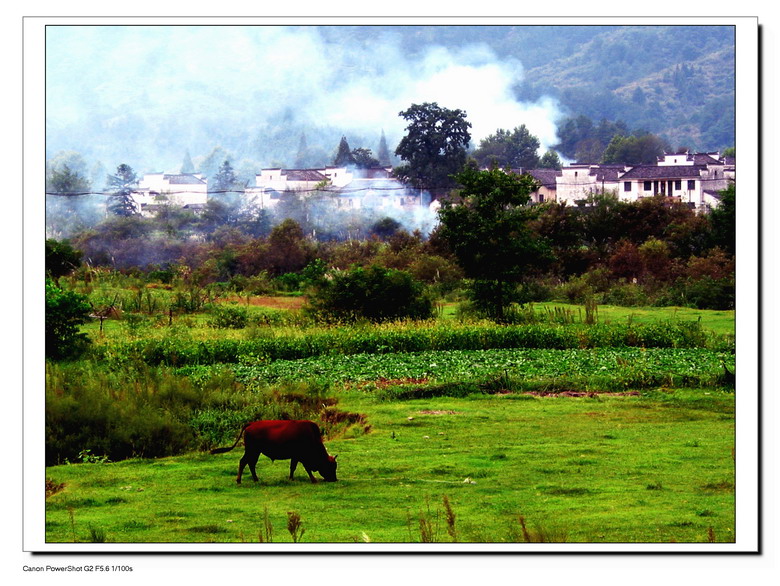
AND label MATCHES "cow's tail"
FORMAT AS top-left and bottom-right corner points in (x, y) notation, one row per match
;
(210, 424), (249, 455)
